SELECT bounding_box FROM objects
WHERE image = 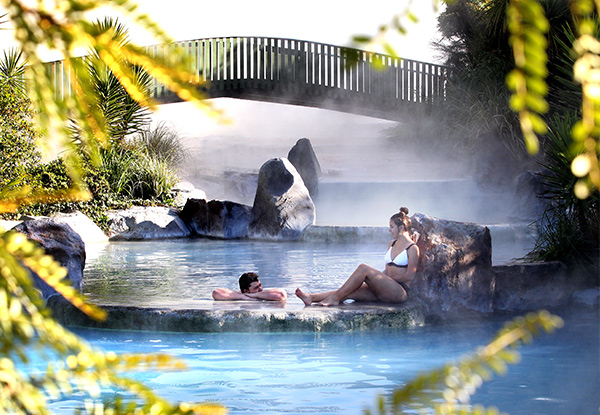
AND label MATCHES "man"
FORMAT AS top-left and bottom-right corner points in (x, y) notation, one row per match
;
(212, 272), (287, 302)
